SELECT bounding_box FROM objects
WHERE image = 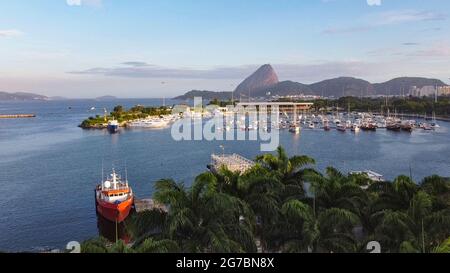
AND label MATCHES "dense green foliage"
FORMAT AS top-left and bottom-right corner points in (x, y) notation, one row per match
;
(307, 96), (450, 117)
(79, 105), (172, 128)
(208, 98), (236, 107)
(82, 146), (450, 253)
